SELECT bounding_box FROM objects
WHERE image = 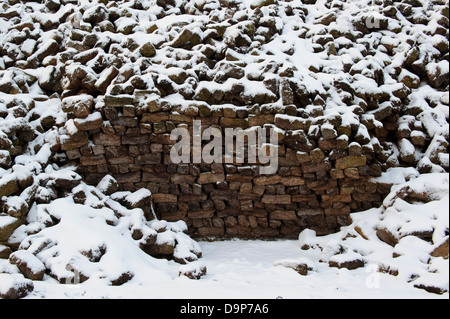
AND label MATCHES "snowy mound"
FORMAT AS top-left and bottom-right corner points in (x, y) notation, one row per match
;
(1, 177), (204, 298)
(294, 171), (449, 294)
